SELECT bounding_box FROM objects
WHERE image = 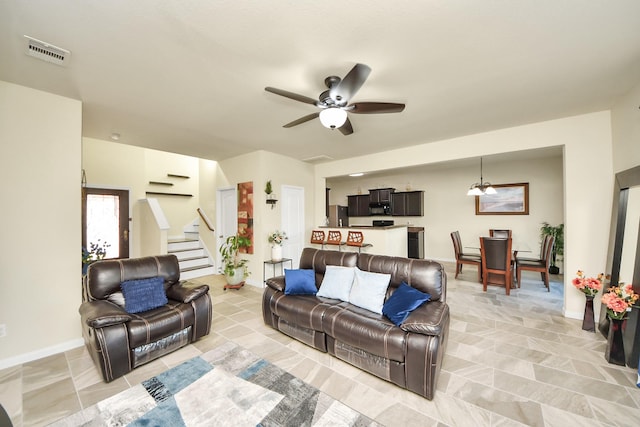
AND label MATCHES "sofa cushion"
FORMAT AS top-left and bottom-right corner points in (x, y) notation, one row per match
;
(382, 282), (431, 326)
(323, 304), (406, 362)
(317, 266), (355, 301)
(284, 269), (317, 295)
(349, 268), (391, 314)
(121, 276), (168, 314)
(271, 294), (333, 331)
(127, 300), (195, 348)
